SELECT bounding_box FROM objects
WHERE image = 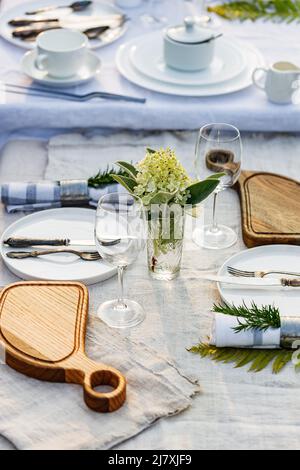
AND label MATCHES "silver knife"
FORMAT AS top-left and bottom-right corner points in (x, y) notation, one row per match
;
(4, 237), (95, 248)
(3, 237), (121, 248)
(200, 274), (300, 288)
